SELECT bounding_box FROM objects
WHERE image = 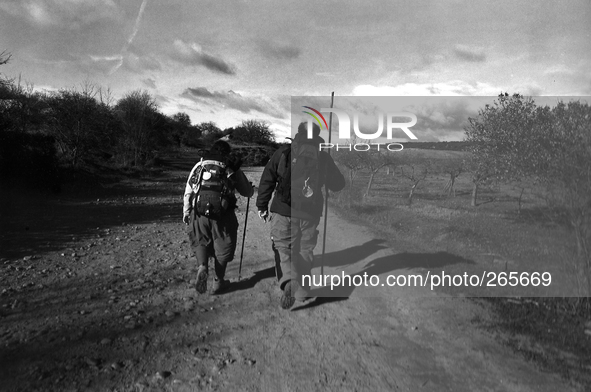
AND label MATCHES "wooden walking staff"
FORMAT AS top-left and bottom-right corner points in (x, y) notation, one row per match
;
(320, 92), (335, 277)
(238, 182), (253, 281)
